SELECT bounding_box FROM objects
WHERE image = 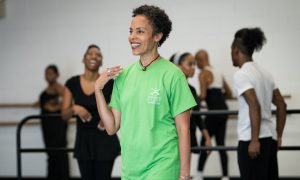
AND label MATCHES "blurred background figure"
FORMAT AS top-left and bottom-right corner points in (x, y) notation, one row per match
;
(170, 51), (212, 177)
(62, 44), (120, 180)
(34, 64), (69, 180)
(195, 49), (233, 180)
